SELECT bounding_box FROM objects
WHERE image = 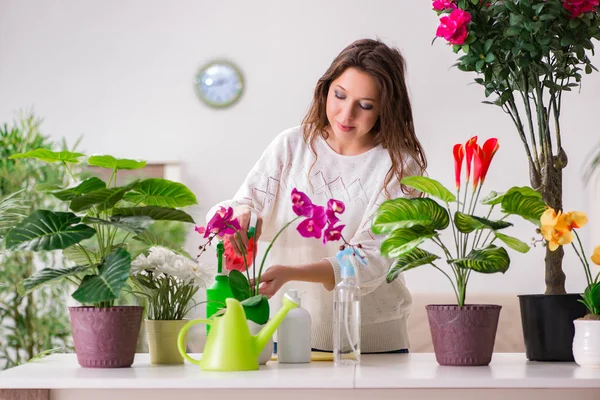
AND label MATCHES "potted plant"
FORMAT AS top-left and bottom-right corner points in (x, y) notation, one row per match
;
(431, 0), (600, 360)
(373, 136), (546, 366)
(130, 246), (213, 364)
(5, 150), (198, 368)
(535, 207), (600, 366)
